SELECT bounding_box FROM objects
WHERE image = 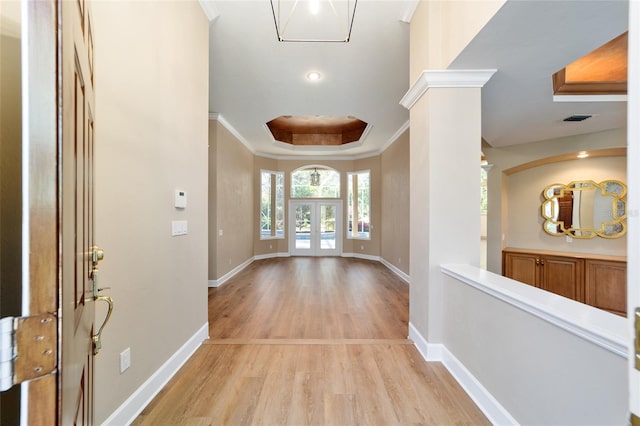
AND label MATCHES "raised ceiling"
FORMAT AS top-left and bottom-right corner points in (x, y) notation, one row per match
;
(266, 115), (368, 146)
(208, 0), (628, 157)
(553, 32), (627, 96)
(450, 0), (628, 148)
(209, 0), (411, 158)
